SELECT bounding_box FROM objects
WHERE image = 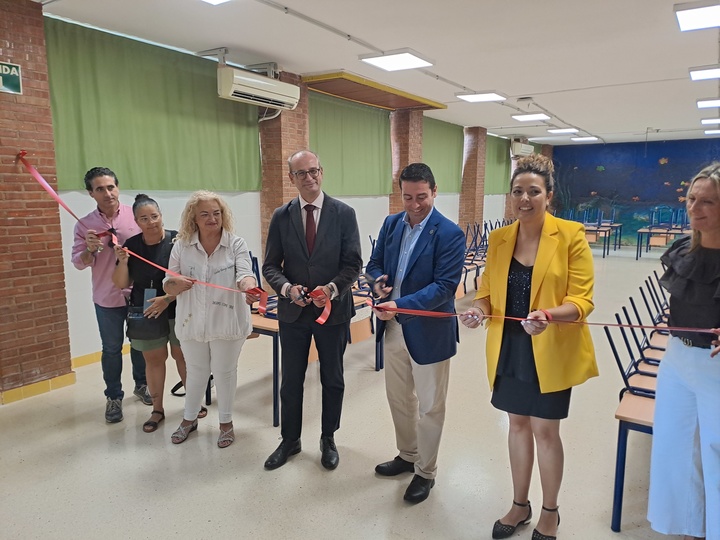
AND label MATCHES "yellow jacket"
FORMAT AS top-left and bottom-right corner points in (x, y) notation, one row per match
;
(476, 213), (598, 393)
